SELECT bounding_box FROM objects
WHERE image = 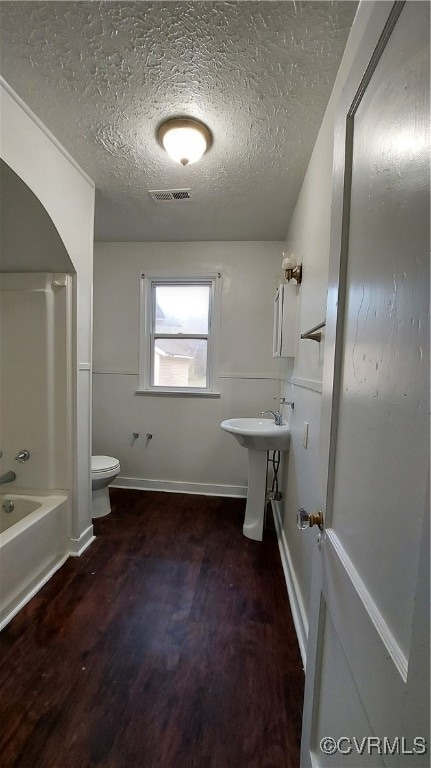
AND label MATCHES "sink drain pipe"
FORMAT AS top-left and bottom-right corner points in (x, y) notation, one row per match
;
(266, 450), (282, 502)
